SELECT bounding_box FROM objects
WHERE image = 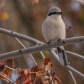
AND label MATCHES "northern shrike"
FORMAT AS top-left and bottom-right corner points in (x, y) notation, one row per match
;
(41, 7), (69, 66)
